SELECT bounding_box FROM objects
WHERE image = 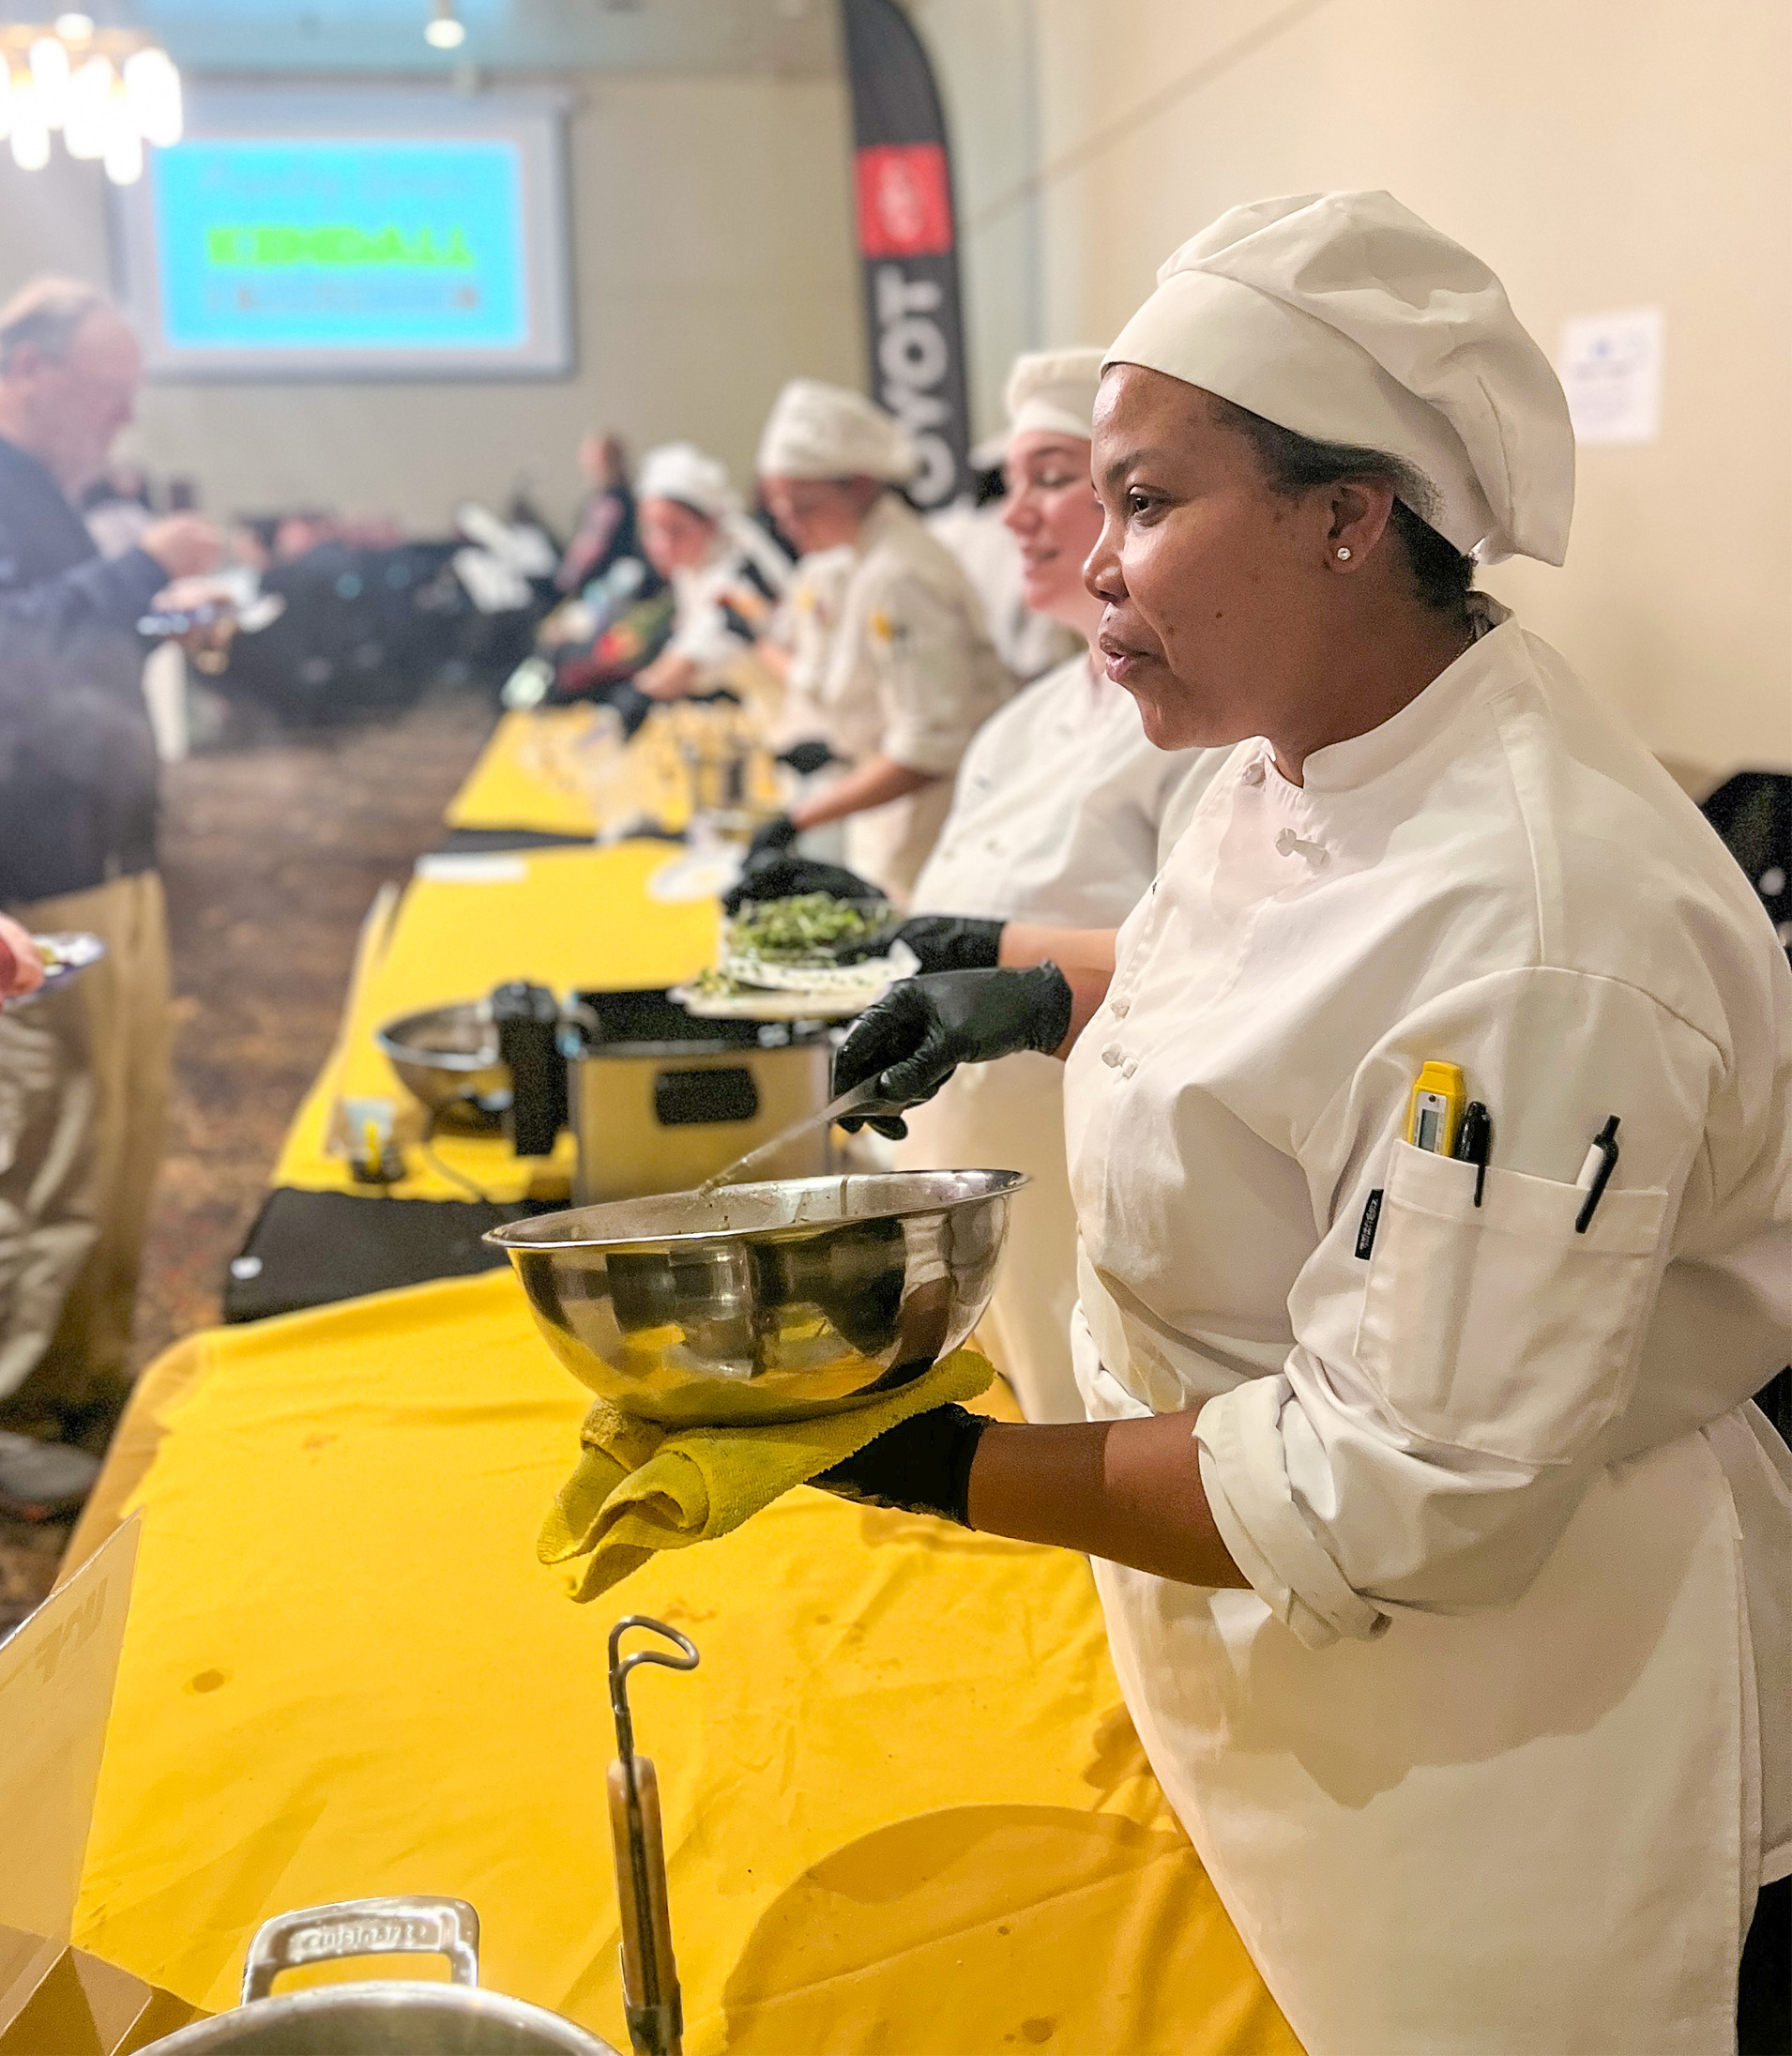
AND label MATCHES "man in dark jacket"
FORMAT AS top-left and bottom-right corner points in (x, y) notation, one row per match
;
(0, 277), (220, 1515)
